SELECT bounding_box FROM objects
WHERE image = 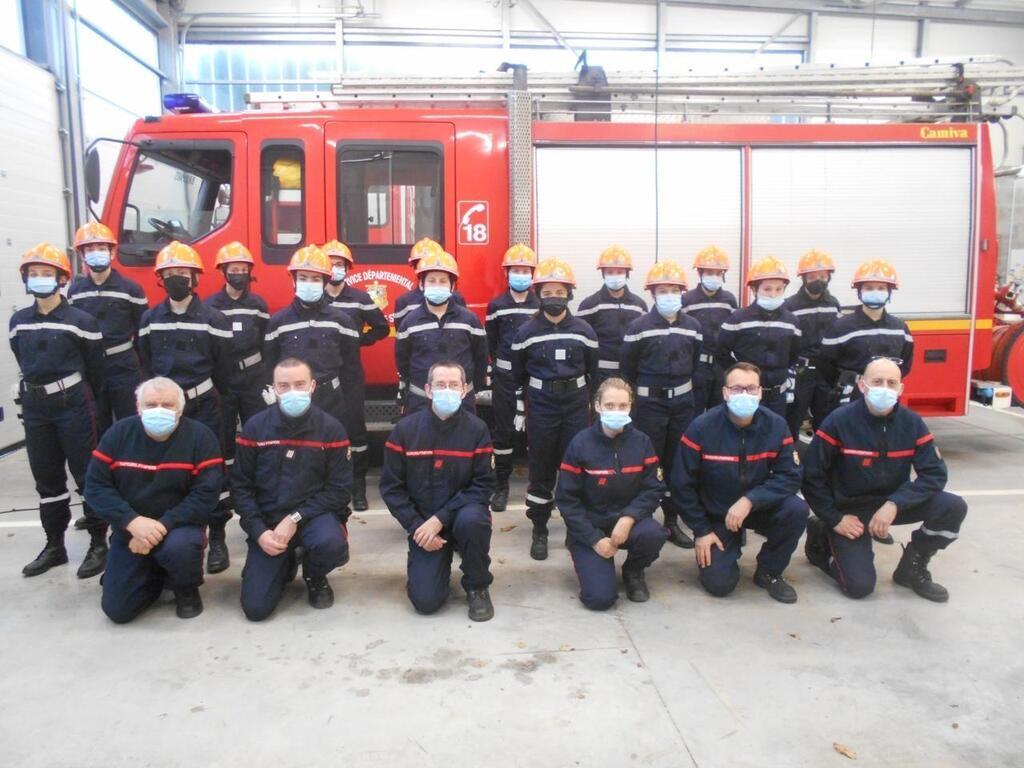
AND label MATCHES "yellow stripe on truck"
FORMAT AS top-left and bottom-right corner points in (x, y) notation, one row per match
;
(906, 318), (993, 332)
